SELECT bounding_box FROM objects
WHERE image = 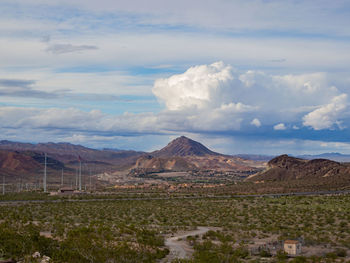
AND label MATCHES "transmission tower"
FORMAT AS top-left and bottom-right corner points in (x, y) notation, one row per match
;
(43, 153), (47, 192)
